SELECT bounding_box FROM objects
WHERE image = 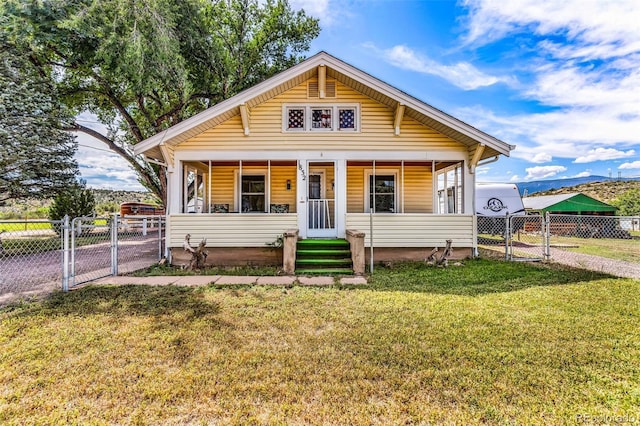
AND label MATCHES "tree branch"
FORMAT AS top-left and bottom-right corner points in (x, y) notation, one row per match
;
(67, 123), (162, 198)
